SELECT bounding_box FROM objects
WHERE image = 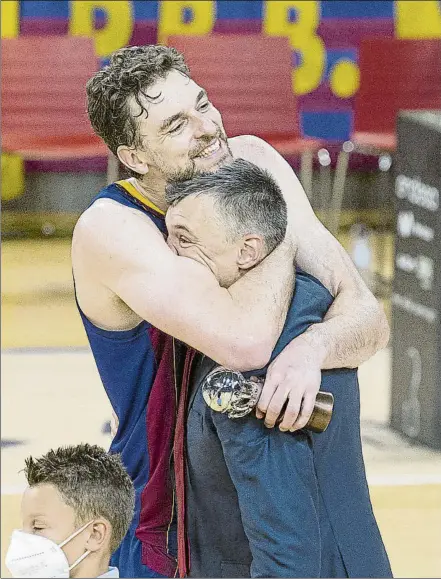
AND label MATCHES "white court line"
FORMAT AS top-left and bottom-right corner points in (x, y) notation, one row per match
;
(1, 347), (90, 355)
(367, 472), (441, 487)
